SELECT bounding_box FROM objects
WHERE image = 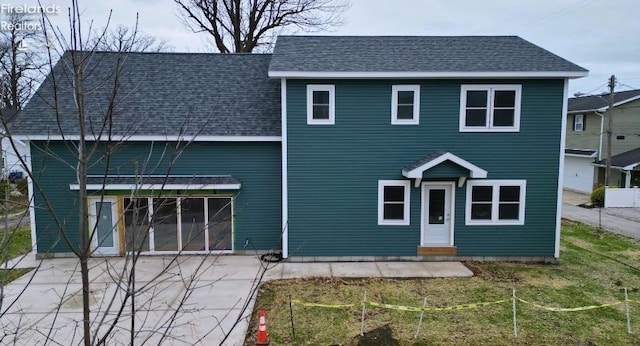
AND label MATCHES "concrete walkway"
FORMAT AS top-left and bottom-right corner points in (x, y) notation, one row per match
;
(562, 189), (640, 240)
(1, 256), (471, 345)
